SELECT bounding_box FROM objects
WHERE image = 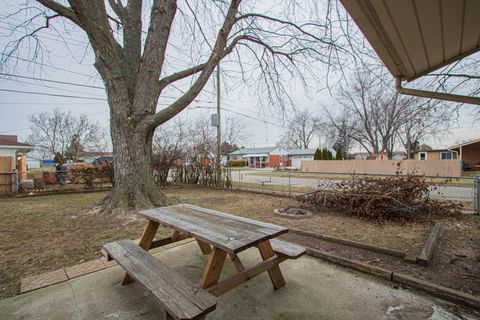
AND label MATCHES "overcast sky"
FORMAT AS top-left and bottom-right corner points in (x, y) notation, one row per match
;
(0, 1), (478, 154)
